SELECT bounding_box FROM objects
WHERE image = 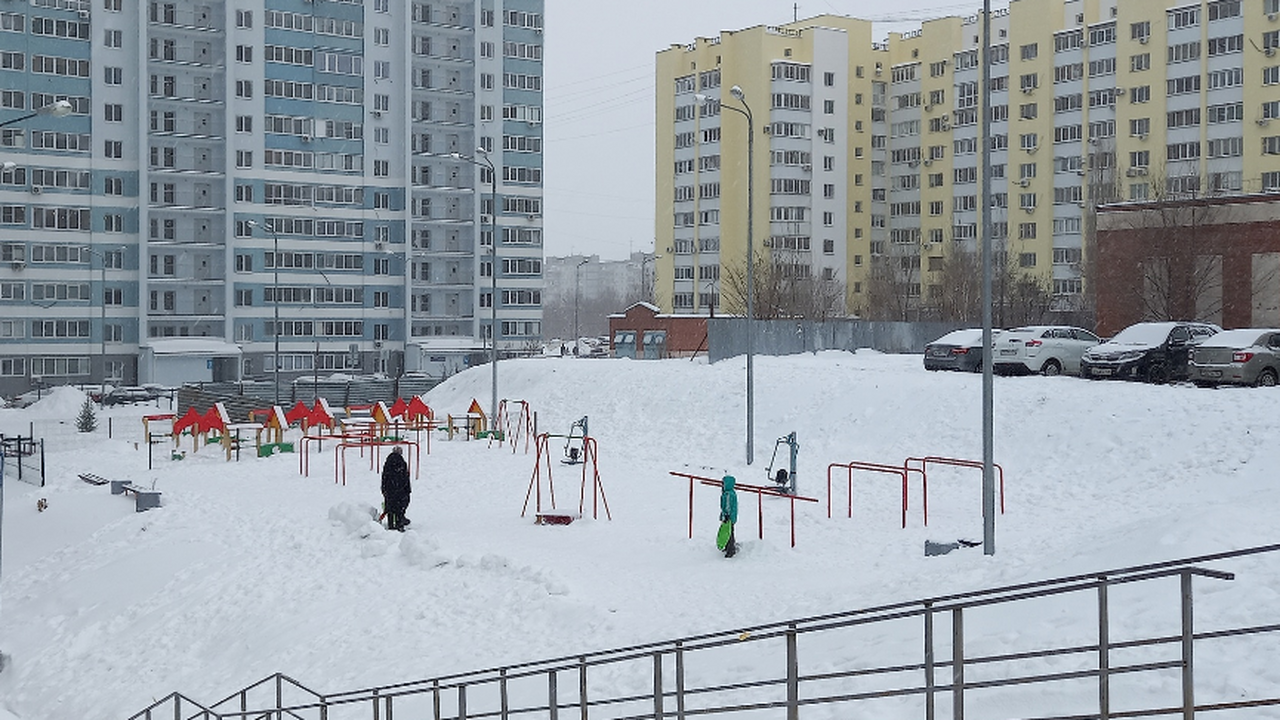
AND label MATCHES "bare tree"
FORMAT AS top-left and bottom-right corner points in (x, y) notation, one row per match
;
(925, 249), (983, 322)
(719, 250), (847, 319)
(862, 254), (918, 321)
(1108, 162), (1227, 325)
